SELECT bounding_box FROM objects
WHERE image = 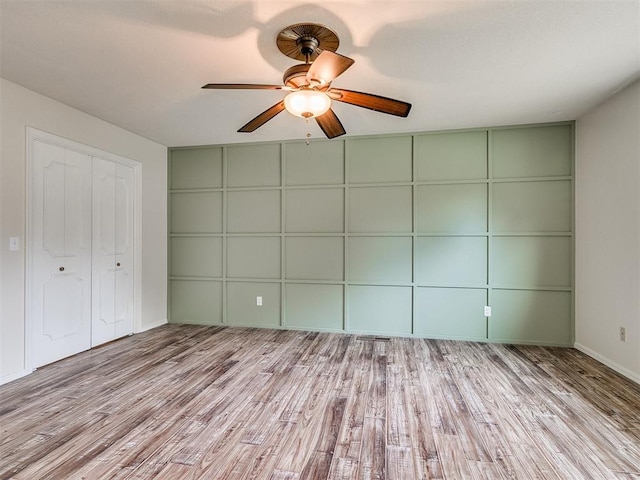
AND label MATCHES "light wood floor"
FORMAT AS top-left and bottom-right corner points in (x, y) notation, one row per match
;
(1, 325), (639, 479)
